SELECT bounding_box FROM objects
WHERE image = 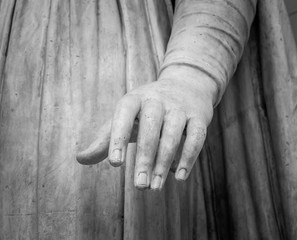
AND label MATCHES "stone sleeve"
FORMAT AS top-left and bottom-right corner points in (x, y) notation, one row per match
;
(160, 0), (257, 106)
